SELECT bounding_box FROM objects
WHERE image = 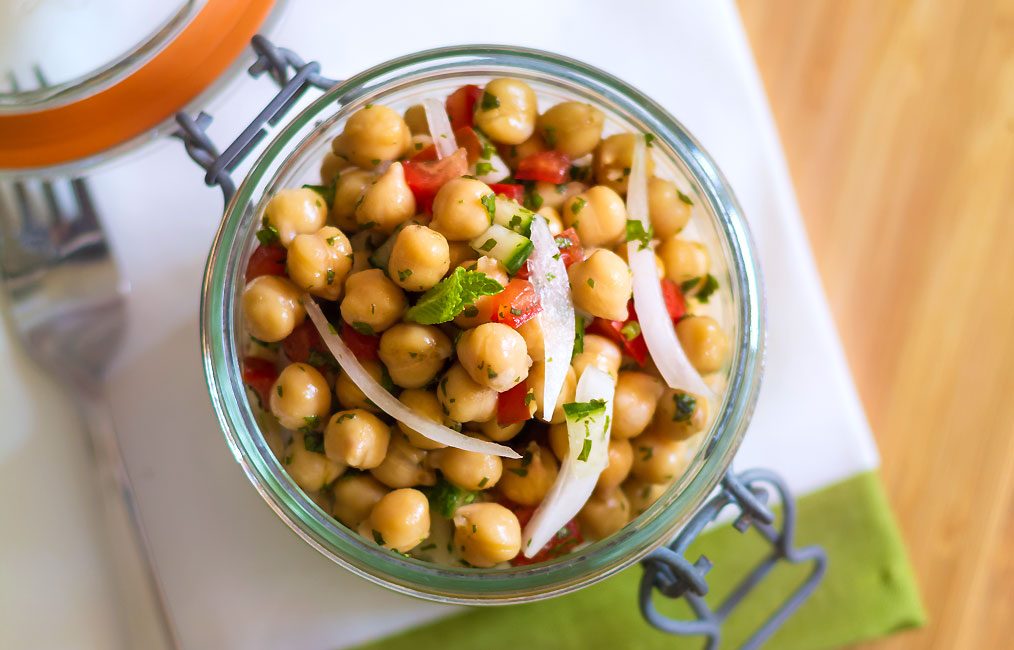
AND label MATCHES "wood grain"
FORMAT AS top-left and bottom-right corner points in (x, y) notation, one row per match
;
(736, 0), (1014, 648)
